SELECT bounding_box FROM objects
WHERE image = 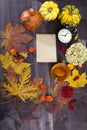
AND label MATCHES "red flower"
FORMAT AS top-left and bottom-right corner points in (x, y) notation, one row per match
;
(61, 86), (74, 98)
(68, 99), (77, 111)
